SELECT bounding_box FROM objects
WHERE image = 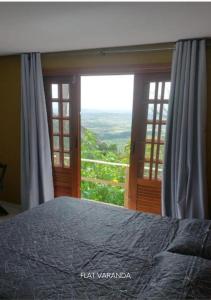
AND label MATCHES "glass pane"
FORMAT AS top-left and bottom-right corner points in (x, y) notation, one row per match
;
(159, 144), (164, 161)
(52, 84), (59, 99)
(152, 163), (156, 179)
(149, 82), (156, 100)
(161, 124), (166, 141)
(63, 102), (70, 117)
(147, 104), (154, 121)
(153, 144), (157, 160)
(162, 104), (168, 121)
(157, 164), (163, 180)
(63, 137), (70, 151)
(156, 104), (160, 121)
(64, 153), (70, 167)
(144, 143), (151, 160)
(155, 124), (159, 140)
(62, 84), (70, 99)
(164, 82), (171, 100)
(53, 136), (60, 150)
(52, 102), (59, 117)
(144, 162), (150, 178)
(53, 119), (59, 134)
(157, 82), (162, 100)
(53, 152), (60, 166)
(146, 124), (153, 140)
(63, 120), (70, 135)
